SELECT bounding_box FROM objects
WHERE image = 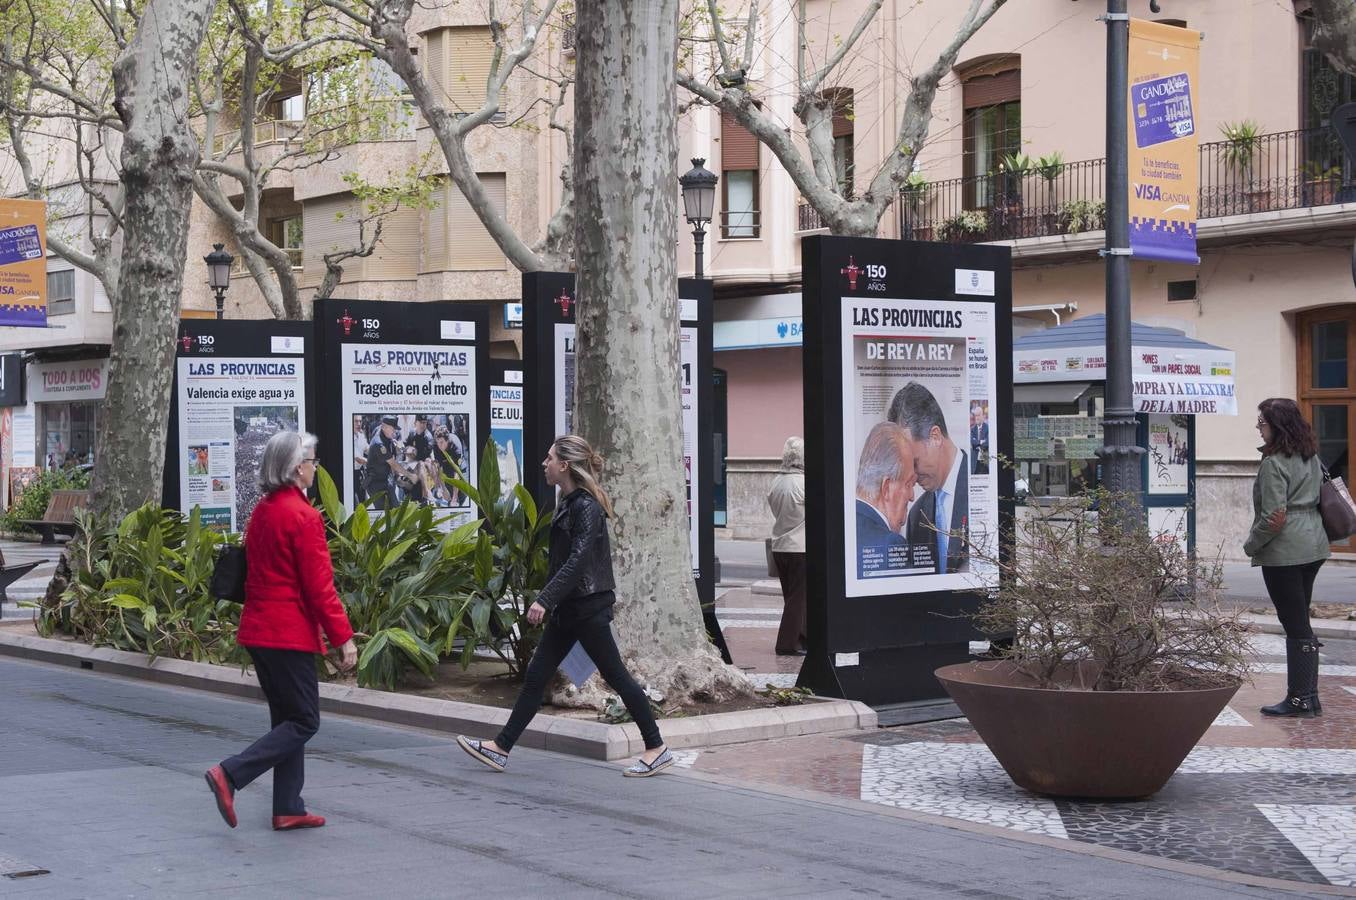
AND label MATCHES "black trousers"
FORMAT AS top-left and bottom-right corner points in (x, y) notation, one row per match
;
(497, 606), (663, 752)
(1261, 559), (1325, 641)
(772, 551), (807, 653)
(220, 647), (320, 816)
